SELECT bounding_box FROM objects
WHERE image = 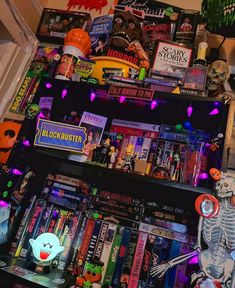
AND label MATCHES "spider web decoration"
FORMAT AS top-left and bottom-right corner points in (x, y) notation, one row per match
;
(67, 0), (108, 14)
